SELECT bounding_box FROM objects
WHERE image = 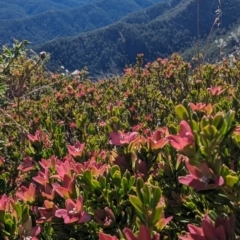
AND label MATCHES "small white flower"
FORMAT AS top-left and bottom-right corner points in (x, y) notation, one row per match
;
(71, 70), (81, 76)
